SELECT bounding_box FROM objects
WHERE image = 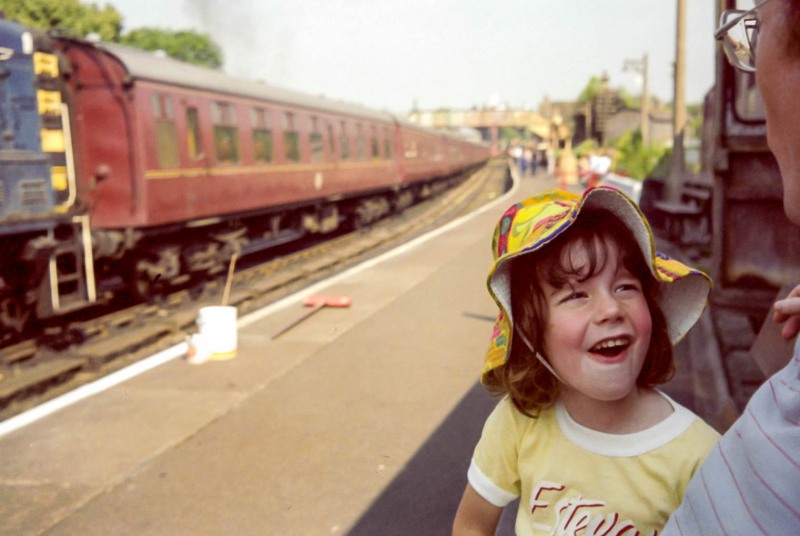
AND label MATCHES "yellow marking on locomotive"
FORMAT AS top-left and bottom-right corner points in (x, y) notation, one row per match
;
(51, 166), (68, 191)
(34, 51), (59, 77)
(40, 129), (65, 153)
(37, 89), (62, 116)
(143, 159), (395, 180)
